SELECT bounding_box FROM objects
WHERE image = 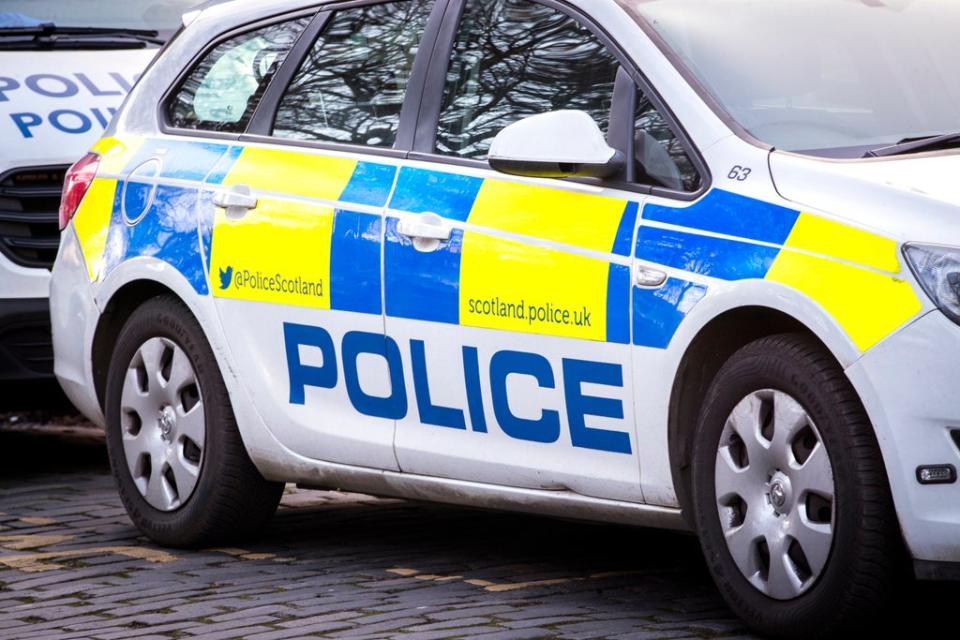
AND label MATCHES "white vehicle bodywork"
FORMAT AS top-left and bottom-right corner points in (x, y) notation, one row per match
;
(50, 0), (960, 575)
